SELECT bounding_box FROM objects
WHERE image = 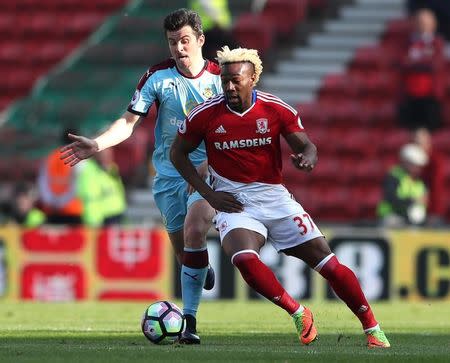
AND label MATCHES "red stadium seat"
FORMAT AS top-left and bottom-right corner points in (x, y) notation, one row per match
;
(74, 0), (125, 11)
(308, 0), (329, 15)
(353, 160), (385, 185)
(21, 0), (125, 12)
(433, 129), (450, 153)
(0, 43), (24, 66)
(319, 73), (358, 100)
(320, 99), (363, 129)
(368, 101), (397, 128)
(442, 99), (450, 126)
(312, 123), (343, 154)
(443, 73), (450, 104)
(25, 14), (56, 38)
(26, 43), (69, 66)
(0, 96), (13, 110)
(0, 69), (39, 94)
(261, 0), (307, 37)
(443, 155), (450, 183)
(0, 0), (128, 113)
(352, 185), (382, 219)
(113, 128), (150, 181)
(382, 18), (412, 44)
(232, 13), (275, 56)
(6, 156), (40, 182)
(381, 129), (411, 153)
(296, 102), (327, 126)
(287, 184), (318, 215)
(314, 188), (360, 222)
(335, 129), (376, 161)
(351, 45), (393, 71)
(0, 14), (15, 38)
(350, 70), (399, 101)
(309, 158), (341, 183)
(282, 150), (315, 180)
(65, 14), (106, 36)
(0, 158), (11, 180)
